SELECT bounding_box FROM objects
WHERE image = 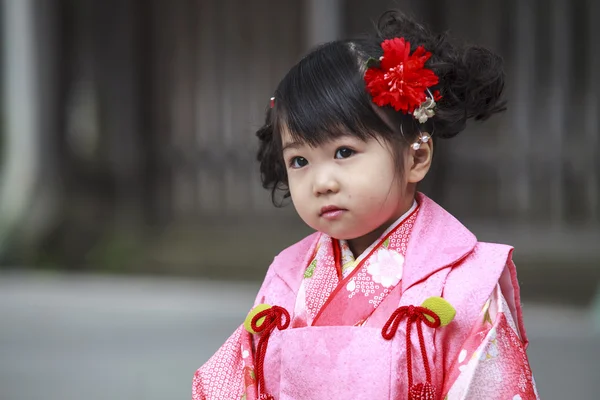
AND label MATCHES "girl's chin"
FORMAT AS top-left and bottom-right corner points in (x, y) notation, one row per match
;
(319, 227), (368, 241)
(306, 217), (372, 239)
